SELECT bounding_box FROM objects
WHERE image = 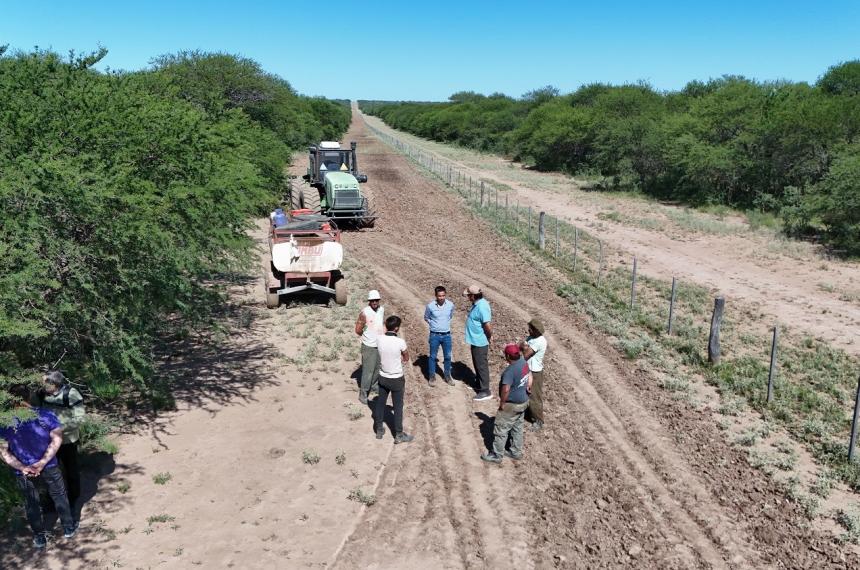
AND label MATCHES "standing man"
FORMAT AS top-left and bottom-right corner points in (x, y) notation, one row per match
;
(424, 285), (455, 387)
(374, 315), (415, 444)
(32, 370), (86, 513)
(464, 284), (493, 401)
(355, 289), (385, 405)
(519, 319), (548, 431)
(0, 384), (79, 549)
(481, 344), (531, 463)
